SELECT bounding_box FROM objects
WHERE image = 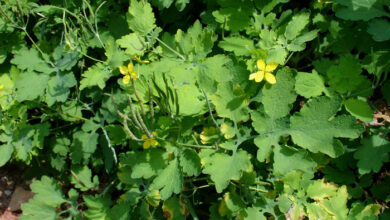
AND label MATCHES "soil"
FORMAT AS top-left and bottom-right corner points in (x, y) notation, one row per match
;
(0, 165), (32, 220)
